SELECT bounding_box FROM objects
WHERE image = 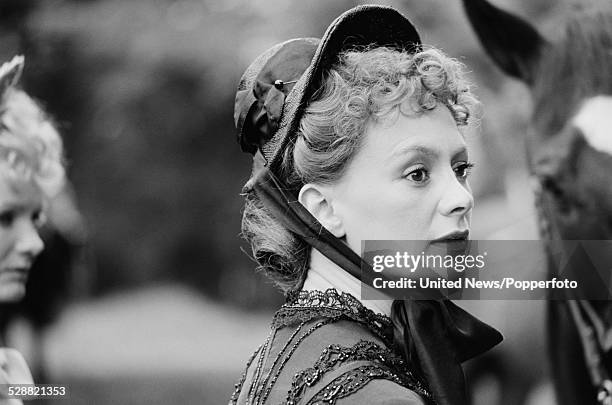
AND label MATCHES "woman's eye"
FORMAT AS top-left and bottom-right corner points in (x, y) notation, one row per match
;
(404, 167), (430, 183)
(32, 211), (47, 228)
(0, 210), (15, 228)
(454, 162), (475, 180)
